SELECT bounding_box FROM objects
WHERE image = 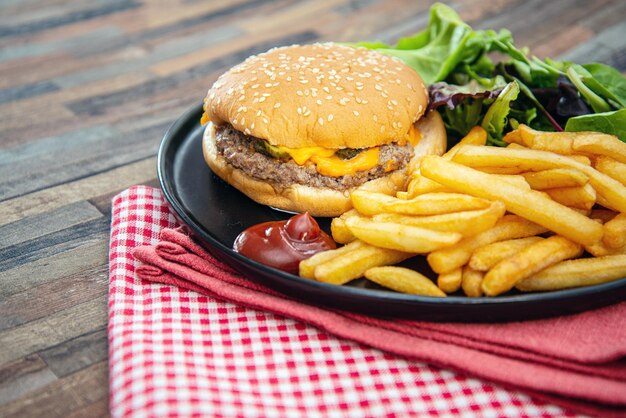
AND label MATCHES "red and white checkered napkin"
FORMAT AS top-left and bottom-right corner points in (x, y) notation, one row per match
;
(109, 186), (577, 418)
